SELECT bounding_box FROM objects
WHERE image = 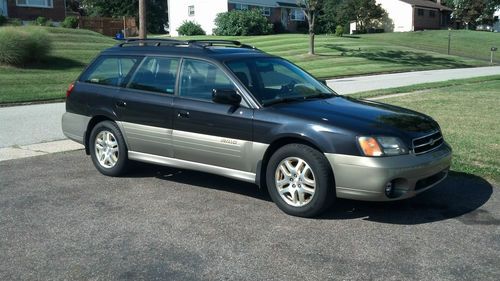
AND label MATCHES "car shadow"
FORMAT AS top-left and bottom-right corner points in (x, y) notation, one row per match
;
(126, 165), (494, 225)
